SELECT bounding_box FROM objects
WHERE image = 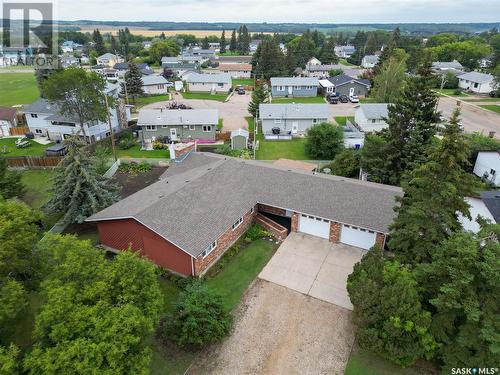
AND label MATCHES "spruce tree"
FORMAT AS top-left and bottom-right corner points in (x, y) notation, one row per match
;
(240, 25), (250, 54)
(0, 157), (25, 199)
(92, 29), (105, 56)
(389, 107), (476, 265)
(220, 30), (226, 54)
(121, 62), (144, 102)
(229, 29), (237, 52)
(110, 35), (118, 54)
(319, 37), (339, 64)
(248, 83), (267, 118)
(236, 26), (243, 53)
(46, 137), (120, 224)
(201, 36), (209, 50)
